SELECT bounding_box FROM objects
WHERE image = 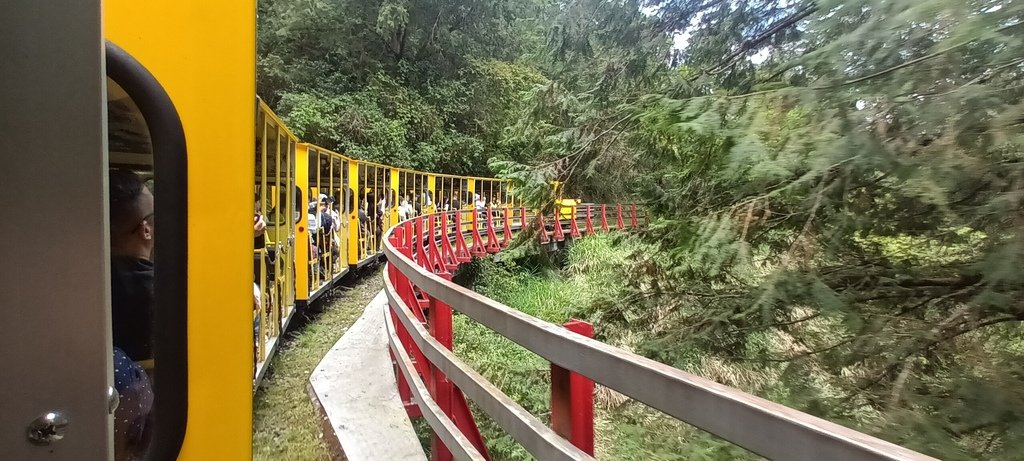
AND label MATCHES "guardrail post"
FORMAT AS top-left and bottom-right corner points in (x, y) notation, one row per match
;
(584, 205), (595, 236)
(439, 212), (458, 272)
(389, 225), (423, 417)
(616, 204), (625, 230)
(569, 207), (582, 239)
(470, 210), (486, 257)
(426, 214), (449, 279)
(630, 204), (639, 228)
(553, 208), (565, 242)
(485, 208), (501, 253)
(428, 296), (455, 461)
(501, 206), (512, 248)
(414, 217), (426, 268)
(453, 211), (471, 262)
(600, 205), (610, 231)
(550, 319), (595, 456)
(537, 211), (550, 244)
